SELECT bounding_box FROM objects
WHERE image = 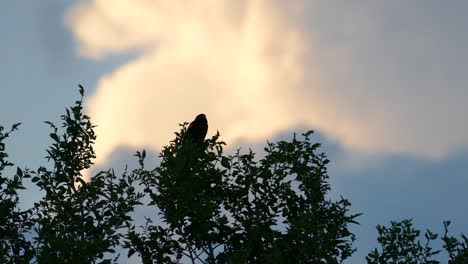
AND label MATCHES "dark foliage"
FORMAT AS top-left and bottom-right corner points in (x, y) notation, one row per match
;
(0, 86), (467, 263)
(130, 124), (360, 263)
(367, 219), (468, 264)
(28, 86), (144, 263)
(0, 123), (34, 263)
(366, 219), (441, 264)
(442, 221), (468, 264)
